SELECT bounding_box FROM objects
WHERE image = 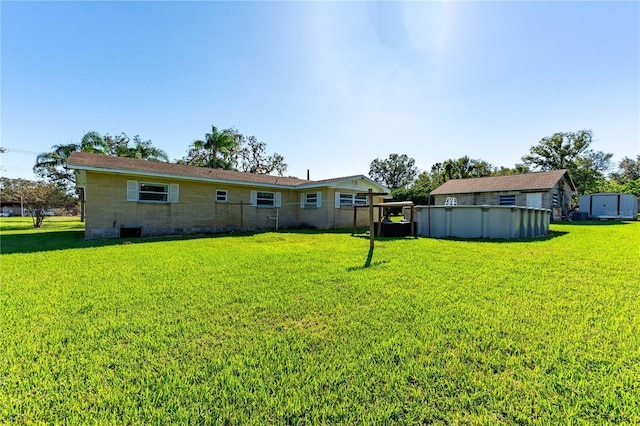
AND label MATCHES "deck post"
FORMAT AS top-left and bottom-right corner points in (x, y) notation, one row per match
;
(410, 206), (415, 237)
(352, 206), (357, 235)
(368, 189), (375, 249)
